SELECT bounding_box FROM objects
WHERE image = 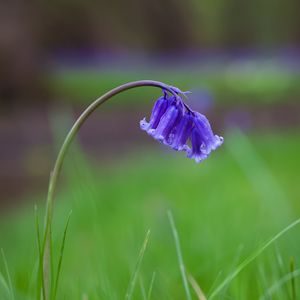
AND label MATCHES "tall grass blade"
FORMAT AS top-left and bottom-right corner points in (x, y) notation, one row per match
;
(259, 269), (300, 300)
(168, 211), (192, 300)
(52, 210), (72, 300)
(146, 272), (156, 300)
(207, 271), (222, 296)
(188, 273), (207, 300)
(258, 265), (269, 298)
(139, 278), (147, 300)
(222, 244), (244, 297)
(125, 230), (150, 300)
(290, 257), (296, 300)
(35, 205), (46, 300)
(1, 249), (14, 300)
(0, 271), (10, 298)
(209, 218), (300, 299)
(274, 244), (284, 275)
